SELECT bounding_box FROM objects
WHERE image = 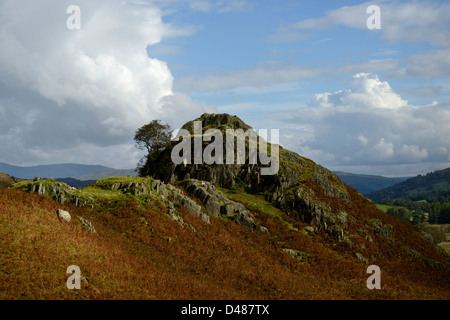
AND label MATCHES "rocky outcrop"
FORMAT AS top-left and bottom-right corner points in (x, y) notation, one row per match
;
(22, 176), (263, 232)
(147, 113), (260, 189)
(22, 180), (94, 208)
(94, 177), (260, 231)
(270, 184), (354, 241)
(180, 179), (258, 231)
(95, 178), (211, 225)
(282, 248), (311, 262)
(78, 216), (97, 235)
(166, 183), (211, 224)
(364, 218), (394, 241)
(147, 113), (352, 236)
